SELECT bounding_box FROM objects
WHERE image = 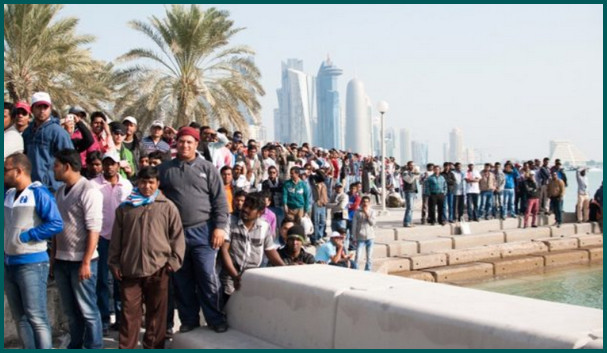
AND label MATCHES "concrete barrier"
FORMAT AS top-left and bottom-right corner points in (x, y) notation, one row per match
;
(374, 228), (398, 243)
(443, 232), (506, 249)
(391, 271), (435, 282)
(500, 217), (522, 230)
(372, 257), (412, 274)
(575, 223), (594, 235)
(379, 241), (418, 257)
(504, 227), (551, 242)
(579, 246), (603, 262)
